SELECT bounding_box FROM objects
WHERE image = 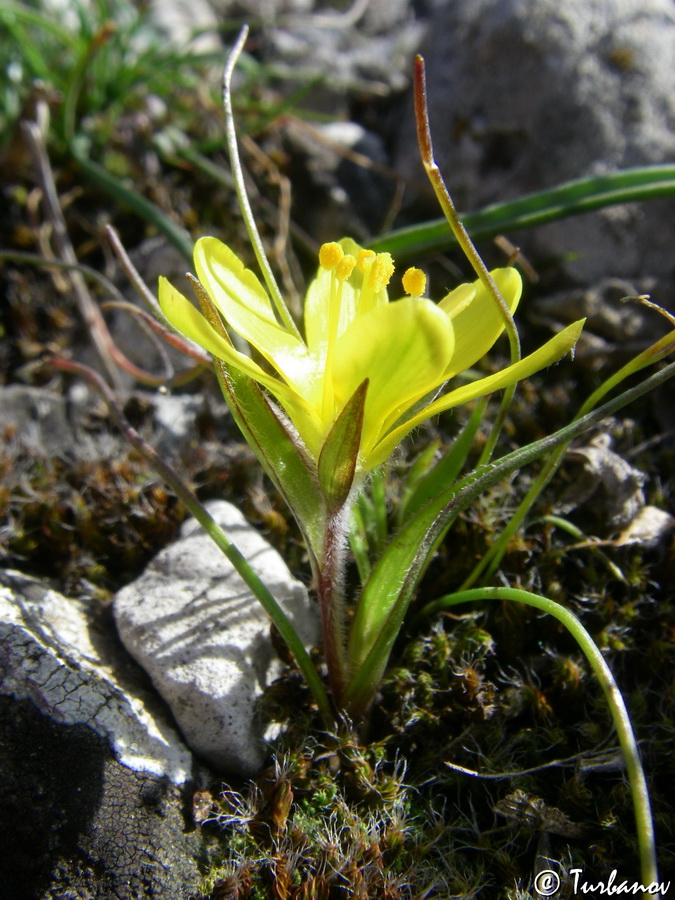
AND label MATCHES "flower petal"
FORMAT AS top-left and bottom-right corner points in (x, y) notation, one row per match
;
(440, 268), (522, 378)
(332, 297), (455, 455)
(367, 319), (585, 469)
(194, 237), (312, 389)
(158, 276), (324, 450)
(304, 266), (358, 358)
